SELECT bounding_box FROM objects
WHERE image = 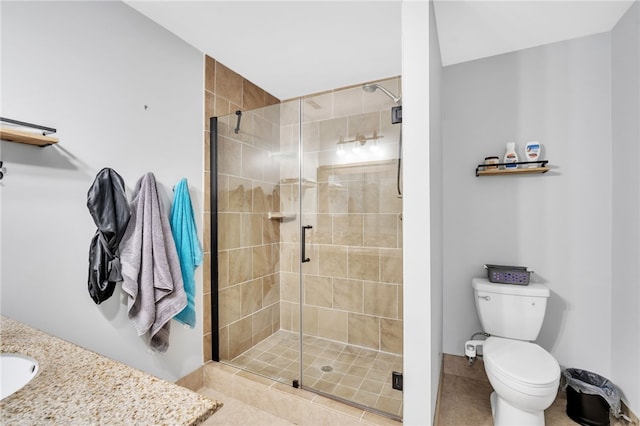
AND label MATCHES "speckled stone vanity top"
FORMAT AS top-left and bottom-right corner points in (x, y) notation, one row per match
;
(0, 316), (221, 425)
